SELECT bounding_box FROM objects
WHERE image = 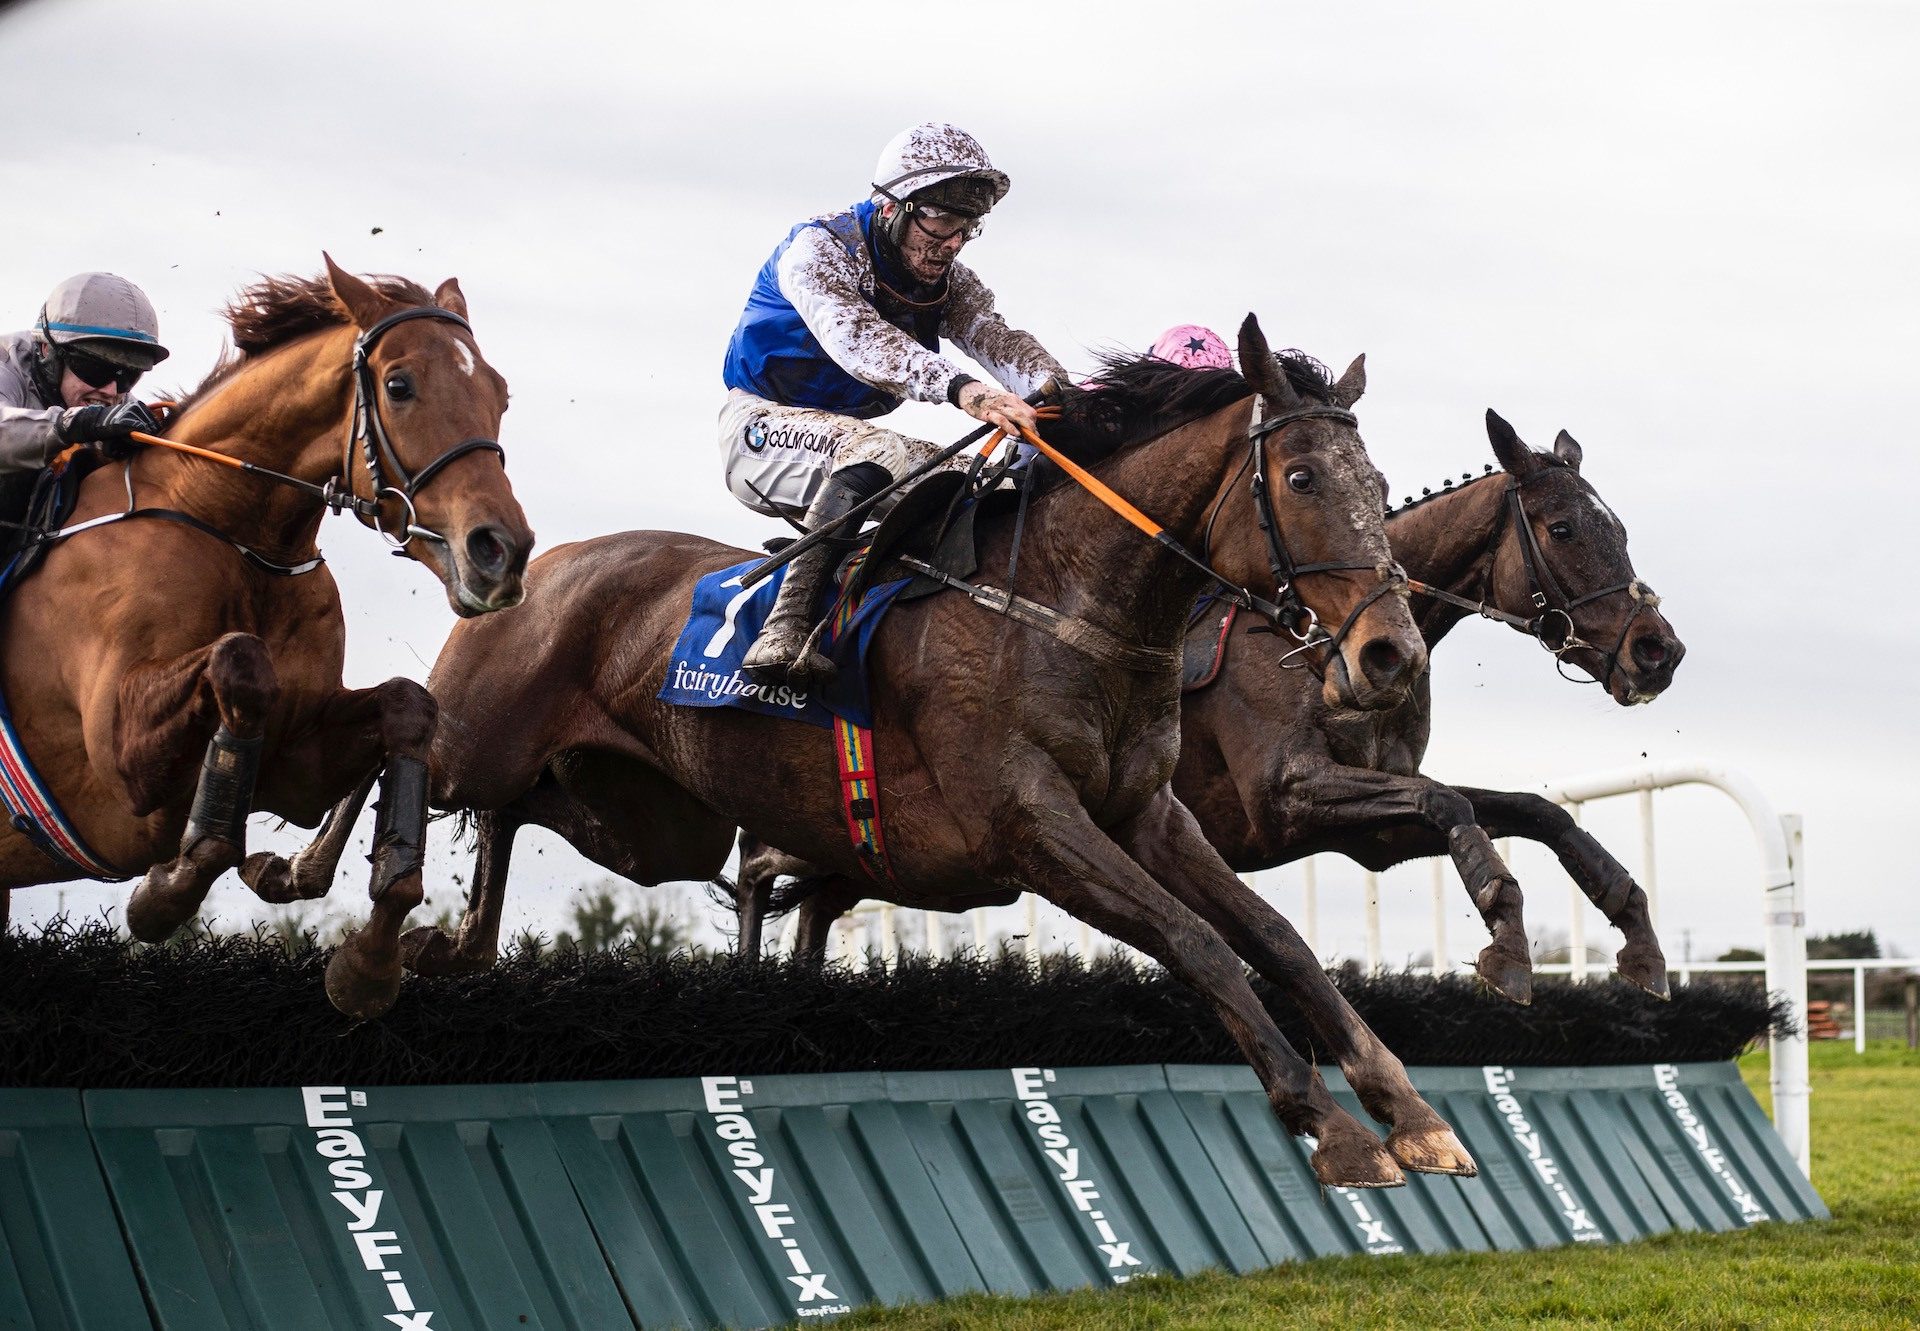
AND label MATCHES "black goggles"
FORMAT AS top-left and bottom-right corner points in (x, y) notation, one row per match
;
(908, 205), (984, 242)
(62, 348), (145, 393)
